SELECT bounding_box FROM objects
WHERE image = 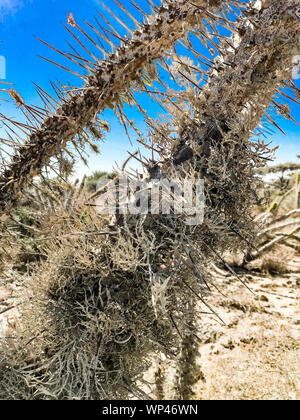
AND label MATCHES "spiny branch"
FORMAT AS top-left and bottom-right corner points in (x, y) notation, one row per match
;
(0, 0), (225, 213)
